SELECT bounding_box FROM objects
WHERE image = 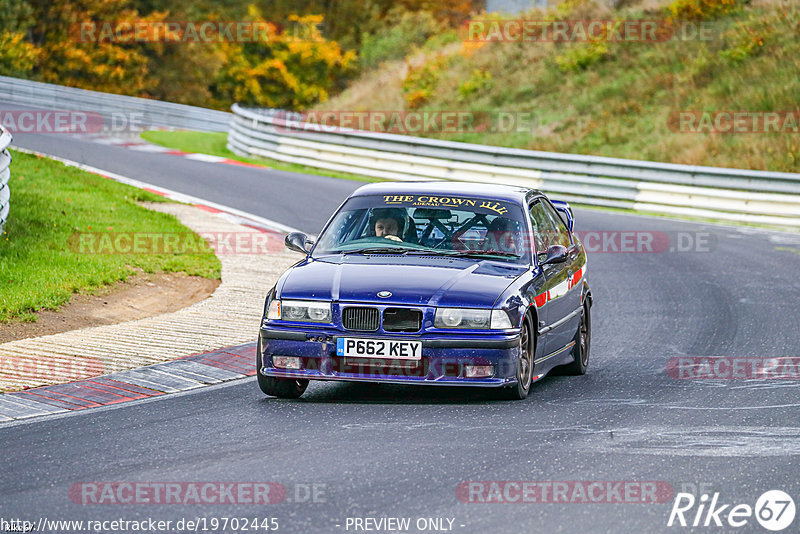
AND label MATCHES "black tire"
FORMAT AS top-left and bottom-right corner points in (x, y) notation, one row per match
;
(561, 303), (591, 376)
(499, 317), (534, 400)
(256, 339), (309, 399)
